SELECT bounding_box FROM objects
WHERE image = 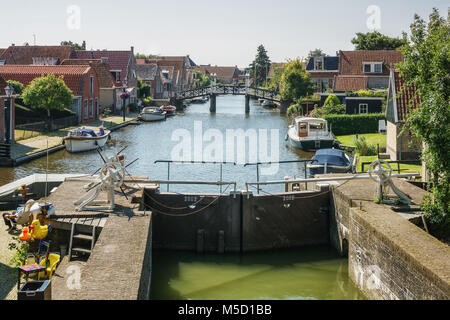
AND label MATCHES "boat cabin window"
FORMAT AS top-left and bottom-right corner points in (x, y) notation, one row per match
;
(297, 122), (308, 137)
(309, 122), (326, 132)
